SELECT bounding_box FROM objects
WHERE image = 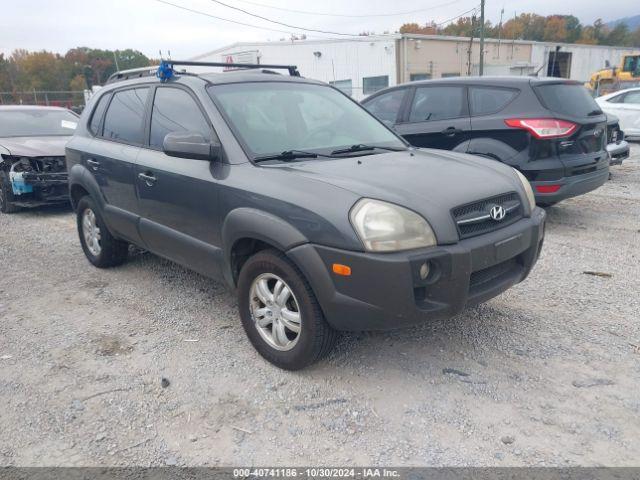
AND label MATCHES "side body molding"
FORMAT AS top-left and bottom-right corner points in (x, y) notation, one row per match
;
(221, 208), (309, 287)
